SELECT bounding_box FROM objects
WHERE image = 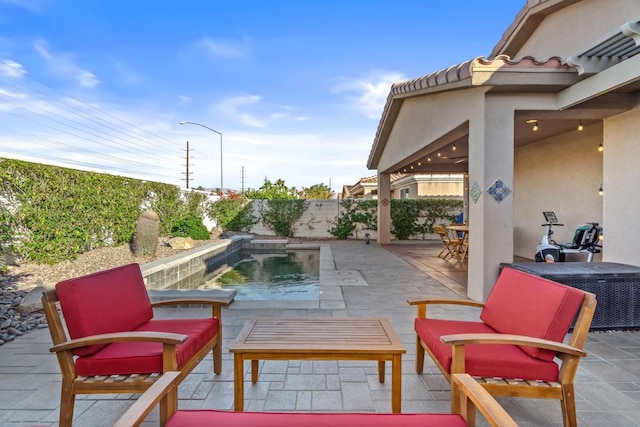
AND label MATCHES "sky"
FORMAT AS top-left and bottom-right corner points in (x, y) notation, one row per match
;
(0, 0), (525, 194)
